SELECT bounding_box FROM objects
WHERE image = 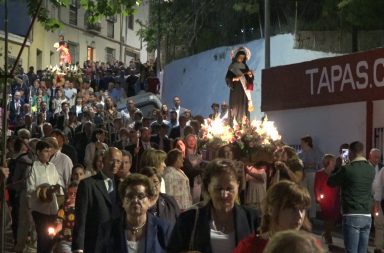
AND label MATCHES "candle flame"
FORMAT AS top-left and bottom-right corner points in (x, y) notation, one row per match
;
(48, 227), (55, 236)
(201, 116), (281, 147)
